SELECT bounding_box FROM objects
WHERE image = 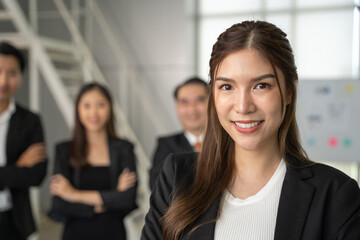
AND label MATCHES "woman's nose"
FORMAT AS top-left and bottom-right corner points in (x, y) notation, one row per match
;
(234, 90), (256, 114)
